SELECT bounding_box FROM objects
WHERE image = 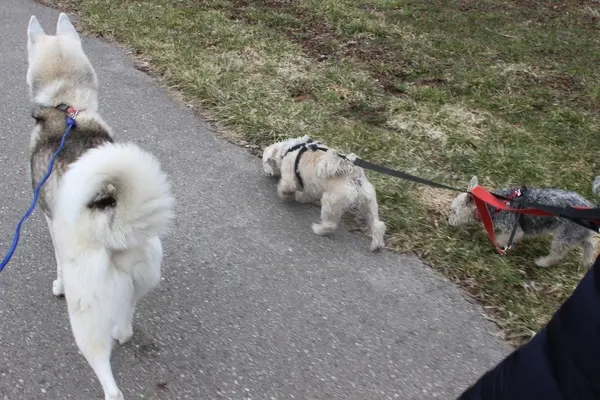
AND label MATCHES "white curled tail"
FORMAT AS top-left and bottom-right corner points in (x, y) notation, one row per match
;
(55, 143), (174, 250)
